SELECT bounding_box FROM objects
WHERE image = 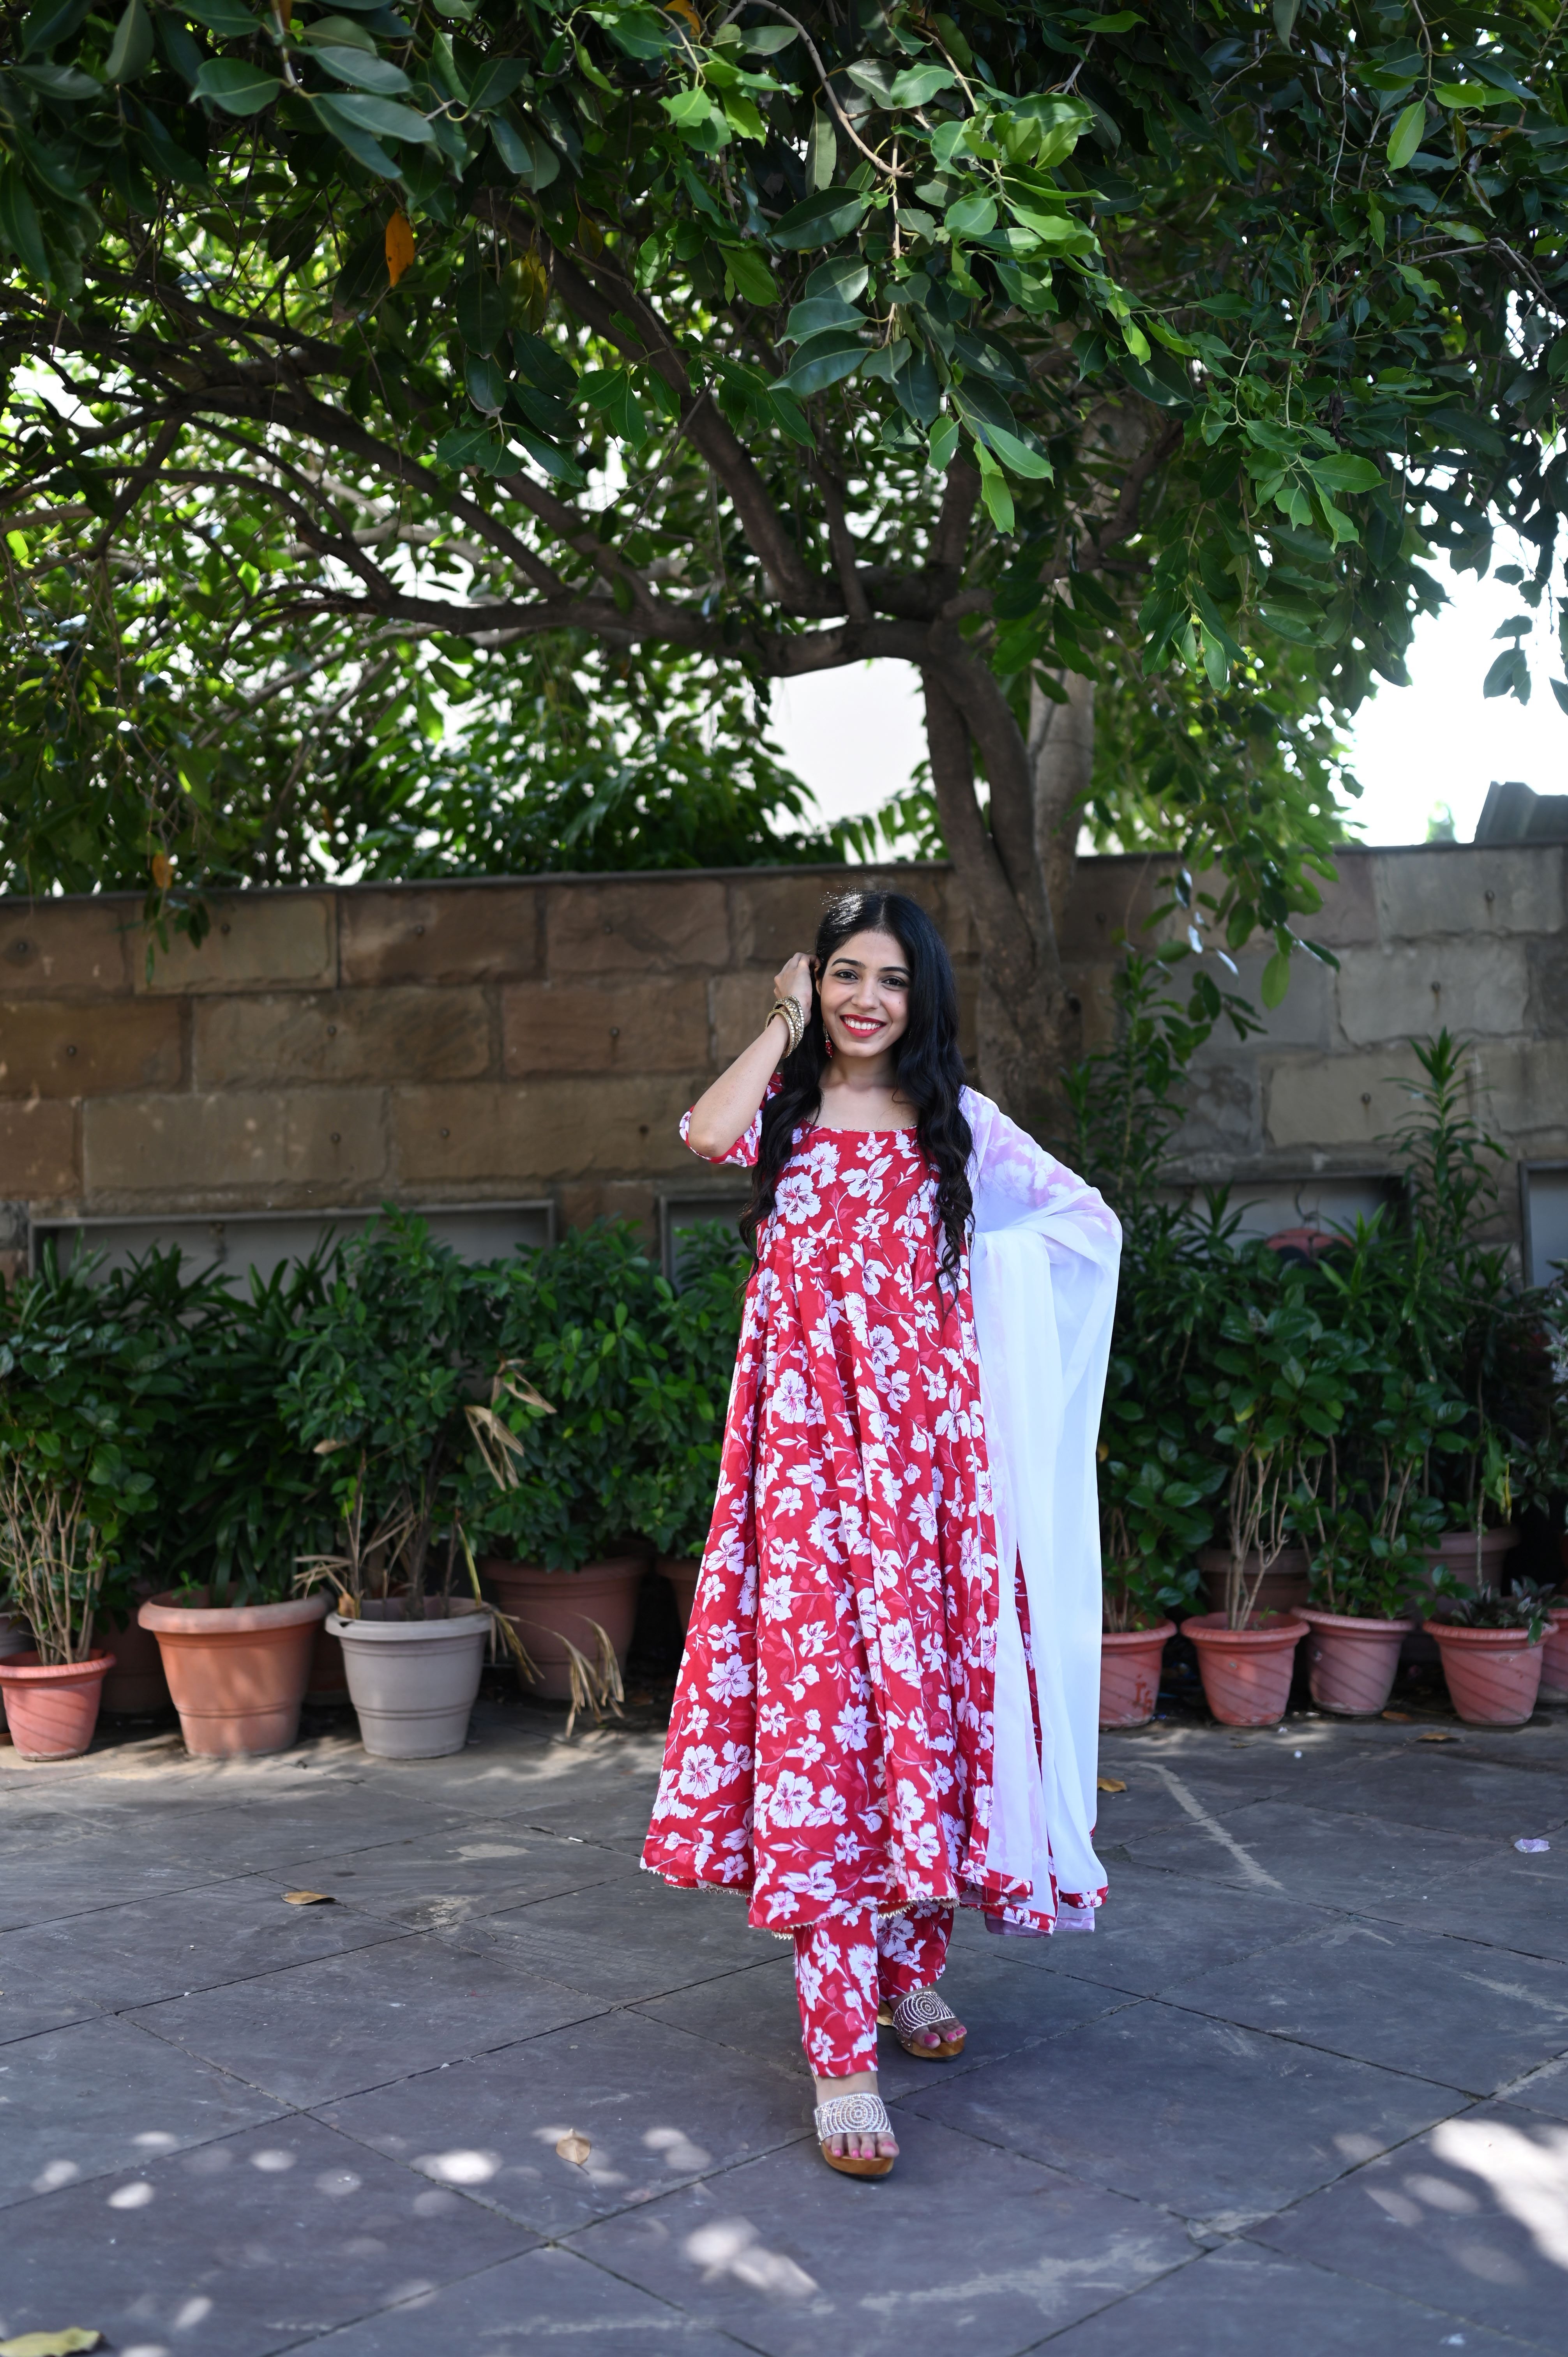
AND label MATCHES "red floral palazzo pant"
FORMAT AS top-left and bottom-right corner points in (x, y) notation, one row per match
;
(793, 1900), (954, 2077)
